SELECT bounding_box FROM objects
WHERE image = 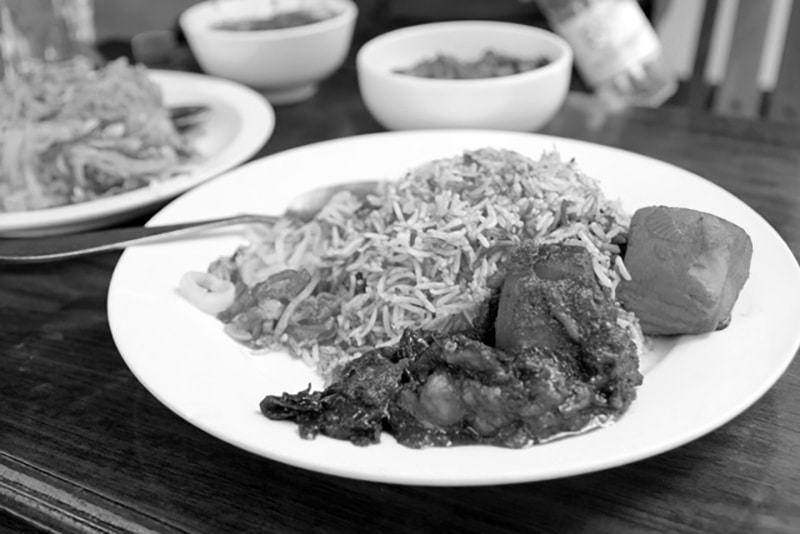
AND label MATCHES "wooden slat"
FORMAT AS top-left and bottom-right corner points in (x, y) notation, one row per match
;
(687, 0), (720, 110)
(712, 0), (774, 118)
(767, 0), (800, 122)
